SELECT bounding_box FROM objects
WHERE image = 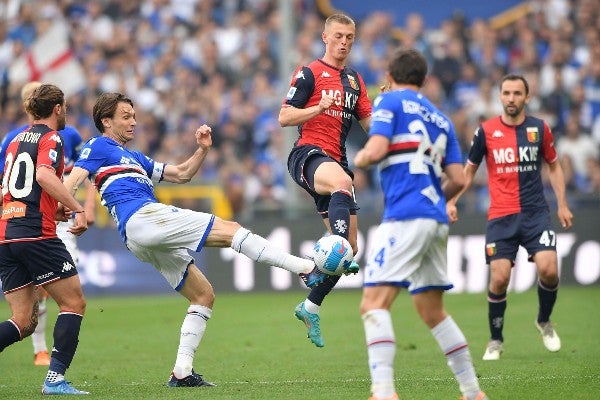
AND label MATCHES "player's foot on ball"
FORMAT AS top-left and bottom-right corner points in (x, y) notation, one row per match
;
(344, 260), (360, 275)
(299, 266), (325, 288)
(34, 350), (50, 366)
(294, 302), (324, 347)
(167, 370), (216, 387)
